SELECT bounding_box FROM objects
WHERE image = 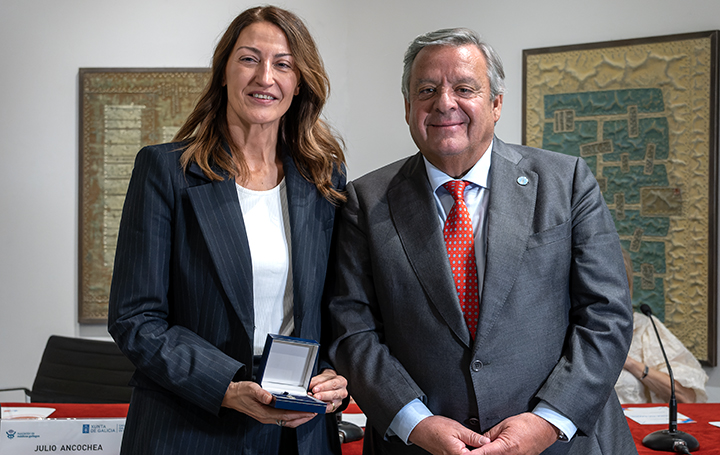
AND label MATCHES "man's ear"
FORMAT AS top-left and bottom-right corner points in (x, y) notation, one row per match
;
(492, 94), (503, 123)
